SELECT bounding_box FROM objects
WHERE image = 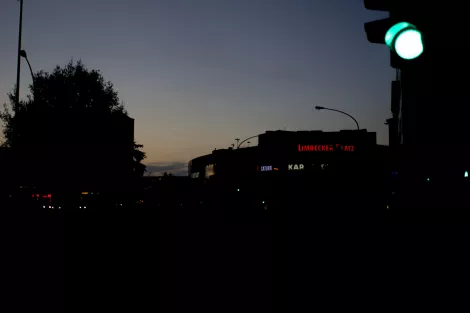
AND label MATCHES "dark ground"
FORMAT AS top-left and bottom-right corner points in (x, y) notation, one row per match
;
(2, 204), (273, 312)
(5, 190), (463, 312)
